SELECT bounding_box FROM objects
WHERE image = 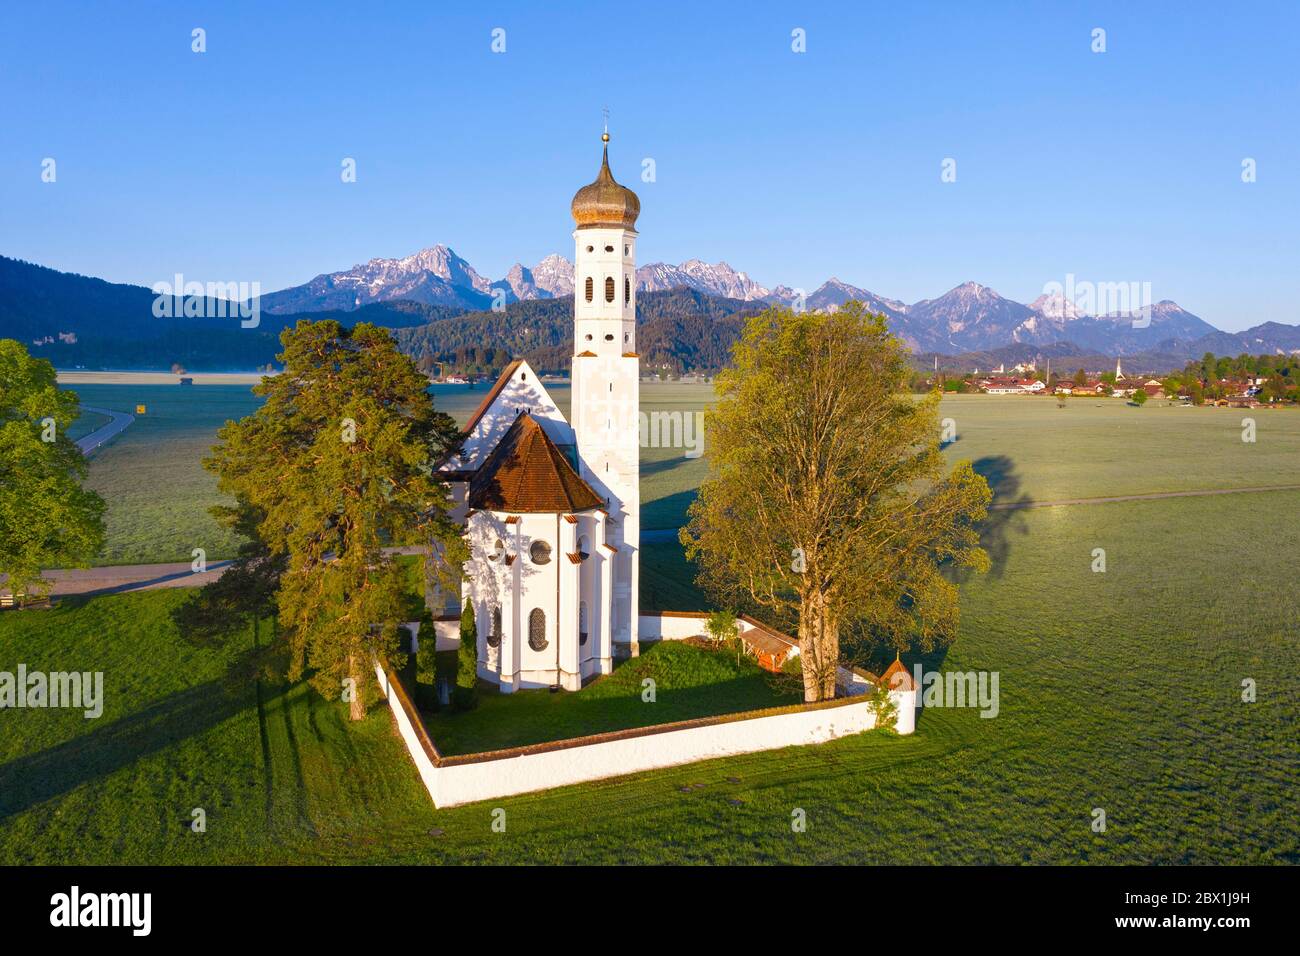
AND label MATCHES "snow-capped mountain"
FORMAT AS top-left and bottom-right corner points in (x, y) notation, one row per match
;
(806, 279), (910, 319)
(531, 254), (576, 297)
(634, 260), (774, 301)
(1028, 293), (1088, 321)
(261, 245), (495, 314)
(256, 243), (1246, 356)
(901, 282), (1038, 353)
(1000, 298), (1218, 354)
